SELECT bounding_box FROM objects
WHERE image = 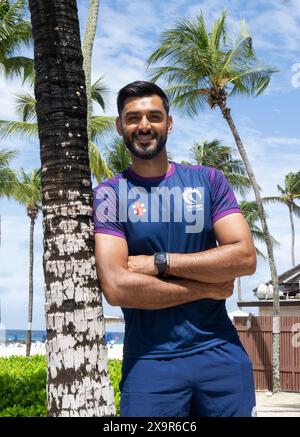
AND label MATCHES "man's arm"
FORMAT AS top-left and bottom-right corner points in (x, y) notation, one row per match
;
(128, 213), (256, 283)
(95, 233), (234, 310)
